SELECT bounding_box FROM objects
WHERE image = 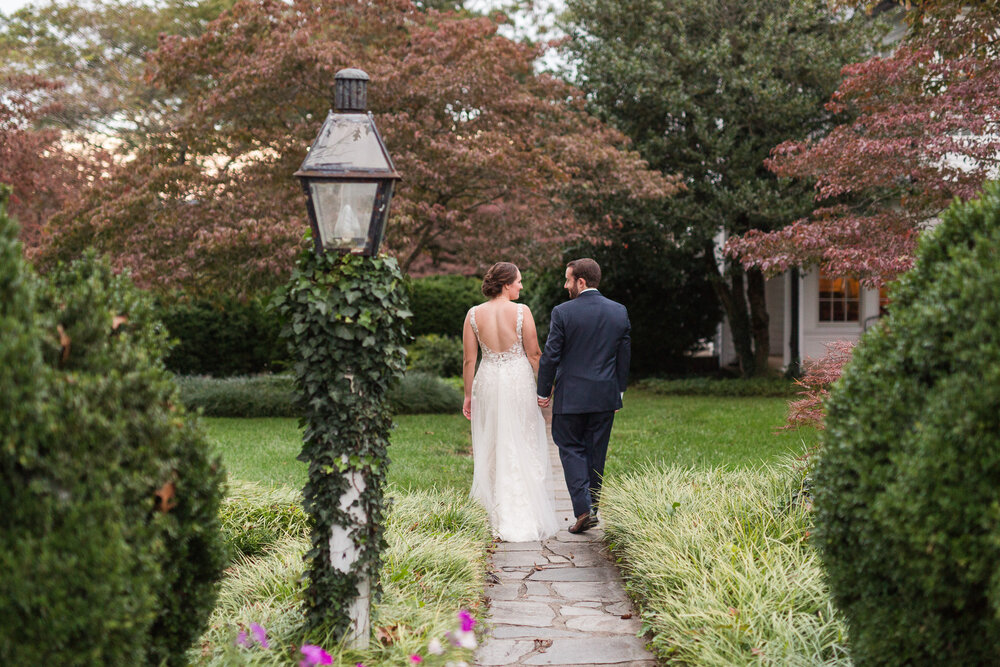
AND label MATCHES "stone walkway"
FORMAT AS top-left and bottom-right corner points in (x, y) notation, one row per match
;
(475, 418), (656, 666)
